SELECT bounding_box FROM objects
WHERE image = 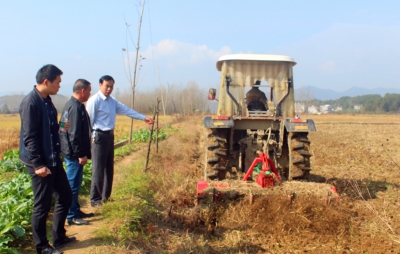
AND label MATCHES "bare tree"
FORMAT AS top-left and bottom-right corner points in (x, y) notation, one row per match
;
(117, 82), (209, 116)
(122, 0), (146, 144)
